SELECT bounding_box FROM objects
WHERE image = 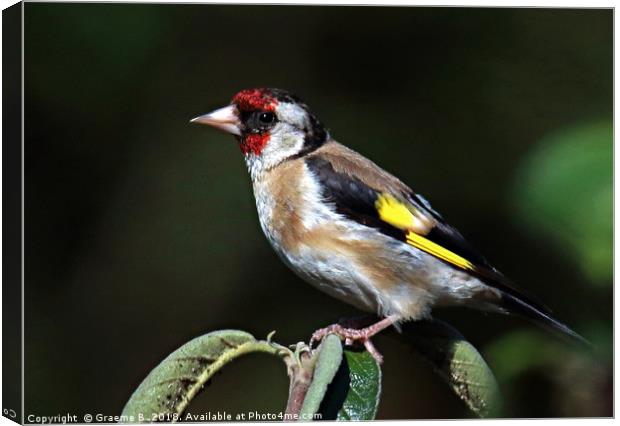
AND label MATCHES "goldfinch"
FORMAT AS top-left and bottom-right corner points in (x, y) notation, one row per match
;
(191, 88), (585, 362)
